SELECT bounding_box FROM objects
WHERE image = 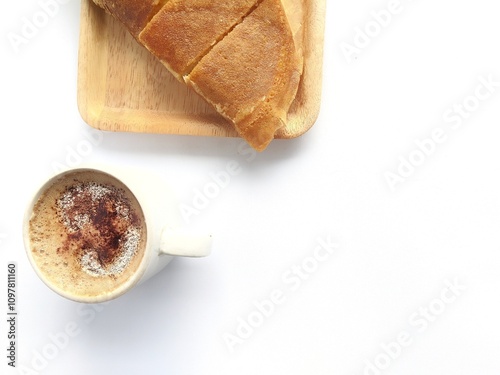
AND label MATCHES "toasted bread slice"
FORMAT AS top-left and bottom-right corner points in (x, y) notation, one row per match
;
(138, 0), (260, 81)
(185, 0), (301, 151)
